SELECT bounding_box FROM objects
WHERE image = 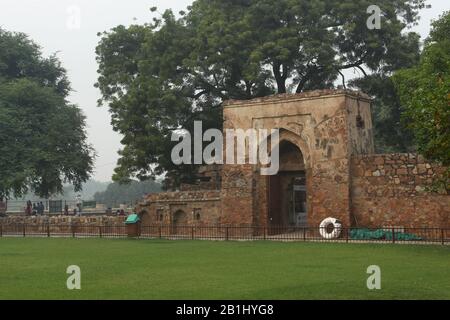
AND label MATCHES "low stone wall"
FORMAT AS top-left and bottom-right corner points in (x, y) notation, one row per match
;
(0, 215), (127, 226)
(351, 154), (449, 228)
(137, 190), (222, 226)
(0, 215), (129, 236)
(141, 190), (221, 203)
